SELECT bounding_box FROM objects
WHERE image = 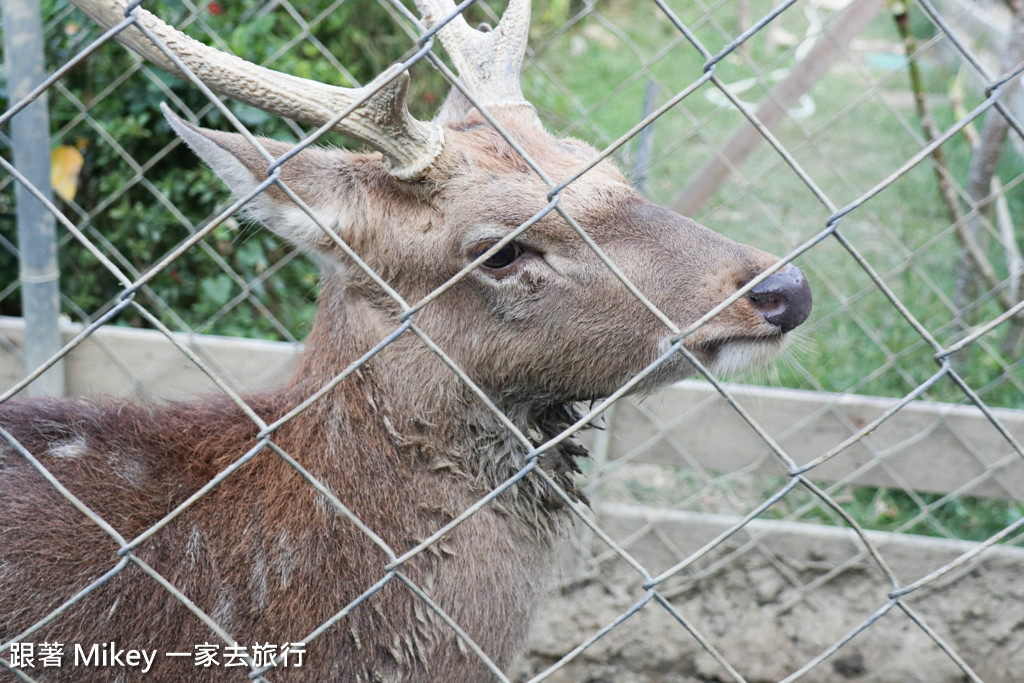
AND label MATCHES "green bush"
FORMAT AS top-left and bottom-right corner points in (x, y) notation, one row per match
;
(1, 0), (447, 340)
